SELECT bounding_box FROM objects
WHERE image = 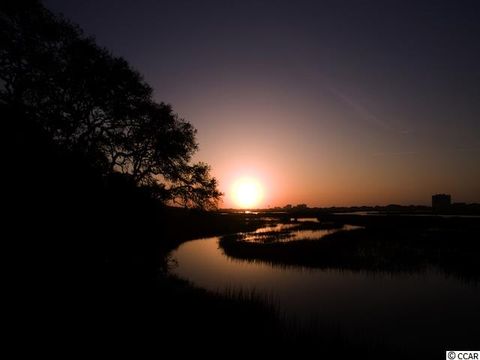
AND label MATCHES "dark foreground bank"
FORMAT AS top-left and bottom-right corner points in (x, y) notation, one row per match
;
(7, 120), (474, 357)
(10, 210), (409, 359)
